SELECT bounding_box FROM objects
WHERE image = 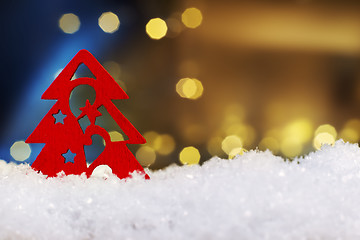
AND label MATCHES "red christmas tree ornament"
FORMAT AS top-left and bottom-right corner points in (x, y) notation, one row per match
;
(26, 50), (149, 179)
